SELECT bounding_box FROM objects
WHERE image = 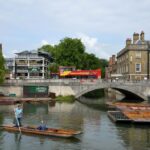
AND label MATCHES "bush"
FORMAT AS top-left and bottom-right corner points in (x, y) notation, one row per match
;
(55, 95), (75, 103)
